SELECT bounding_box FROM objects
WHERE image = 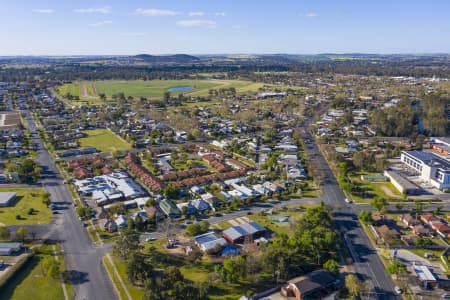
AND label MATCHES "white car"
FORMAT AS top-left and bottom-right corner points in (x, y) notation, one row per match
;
(145, 237), (156, 242)
(394, 286), (402, 295)
(344, 198), (352, 203)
